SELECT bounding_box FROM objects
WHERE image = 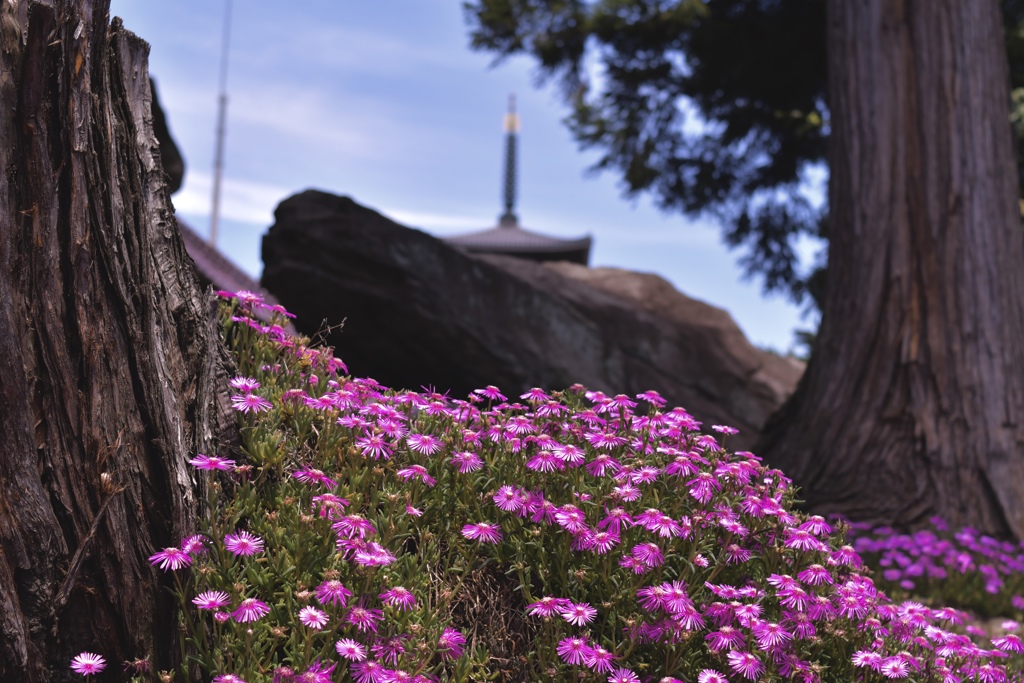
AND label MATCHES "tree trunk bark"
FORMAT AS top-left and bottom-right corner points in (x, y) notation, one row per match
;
(758, 0), (1024, 539)
(0, 1), (234, 680)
